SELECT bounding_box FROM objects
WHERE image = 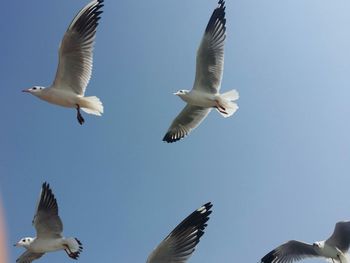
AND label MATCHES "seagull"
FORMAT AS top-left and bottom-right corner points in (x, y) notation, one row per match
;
(260, 221), (350, 263)
(146, 202), (212, 263)
(22, 0), (104, 125)
(15, 182), (83, 263)
(163, 0), (239, 143)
